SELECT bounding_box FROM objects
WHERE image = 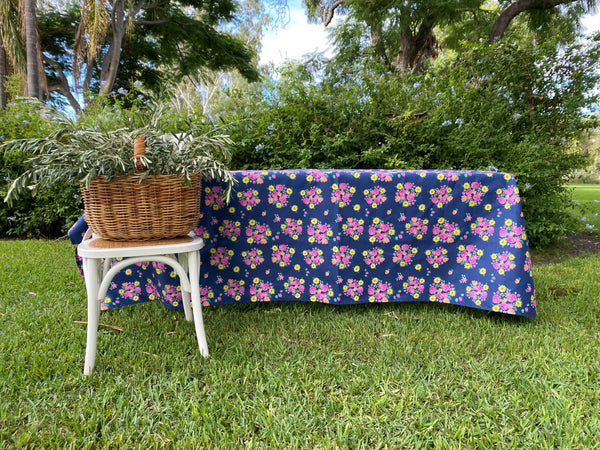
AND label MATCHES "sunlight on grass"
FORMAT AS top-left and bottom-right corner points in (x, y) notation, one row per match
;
(570, 184), (600, 233)
(1, 239), (599, 447)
